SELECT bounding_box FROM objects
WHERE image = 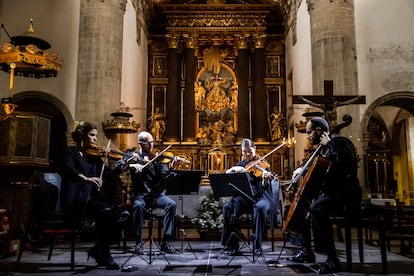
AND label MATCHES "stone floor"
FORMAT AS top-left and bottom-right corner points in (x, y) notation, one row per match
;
(1, 238), (413, 276)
